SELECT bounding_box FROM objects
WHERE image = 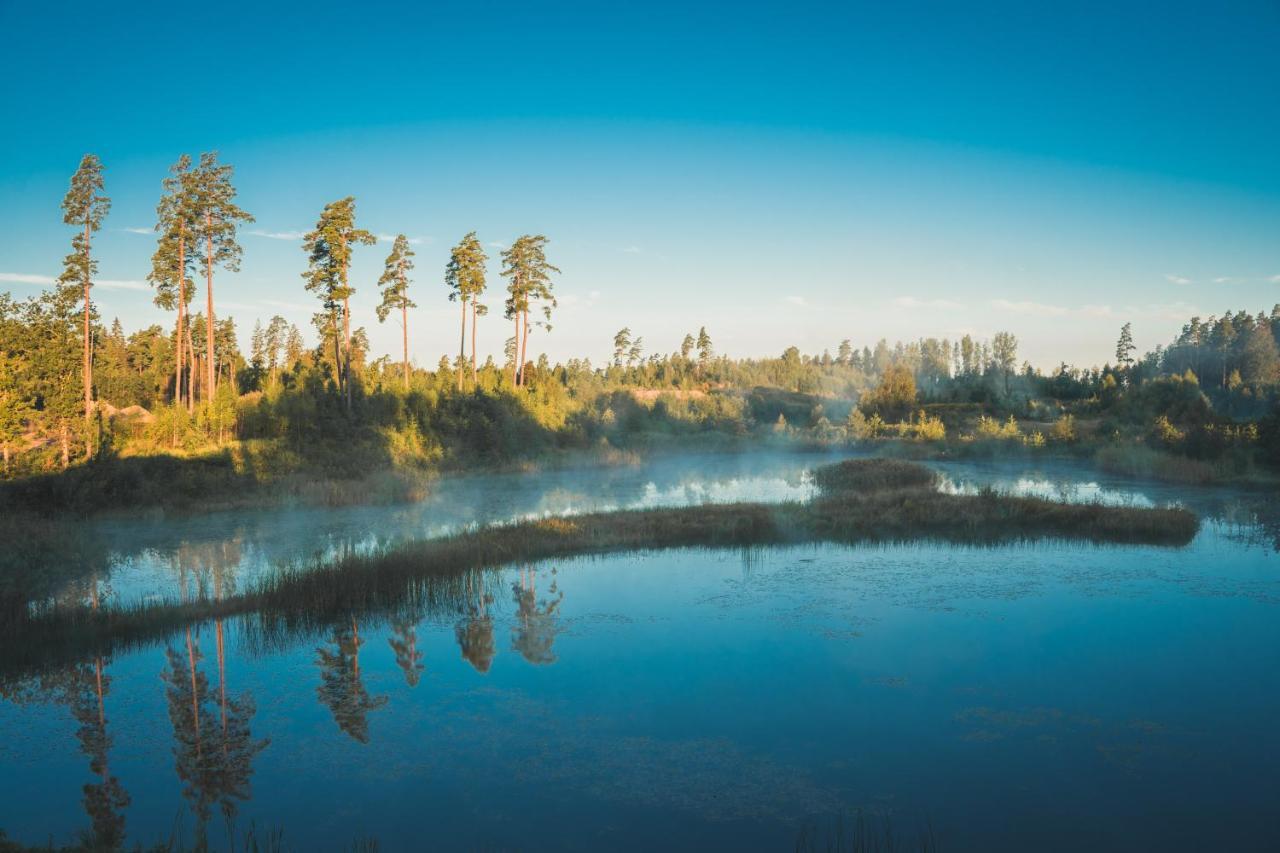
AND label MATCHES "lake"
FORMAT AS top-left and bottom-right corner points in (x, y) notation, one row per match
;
(1, 452), (1277, 850)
